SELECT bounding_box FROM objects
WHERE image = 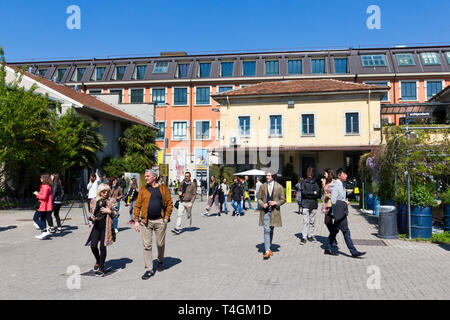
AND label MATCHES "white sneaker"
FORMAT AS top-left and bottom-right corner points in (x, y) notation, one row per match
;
(35, 231), (50, 240)
(115, 228), (118, 234)
(33, 222), (40, 230)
